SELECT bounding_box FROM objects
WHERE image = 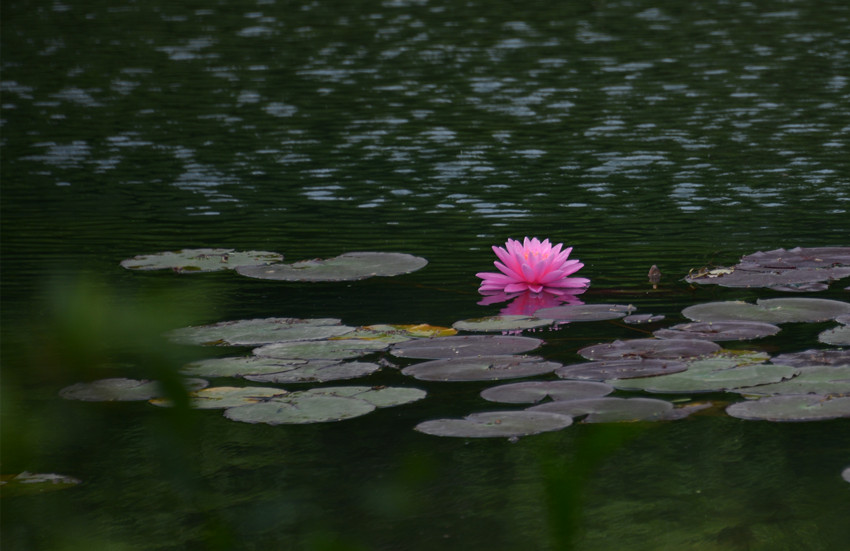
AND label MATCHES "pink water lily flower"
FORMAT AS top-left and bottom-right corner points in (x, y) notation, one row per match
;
(476, 237), (589, 295)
